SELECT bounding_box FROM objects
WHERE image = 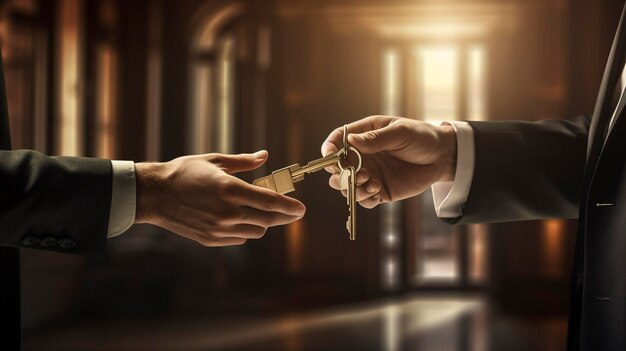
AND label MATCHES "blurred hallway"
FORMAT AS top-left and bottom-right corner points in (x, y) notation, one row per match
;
(2, 0), (623, 349)
(23, 294), (566, 351)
